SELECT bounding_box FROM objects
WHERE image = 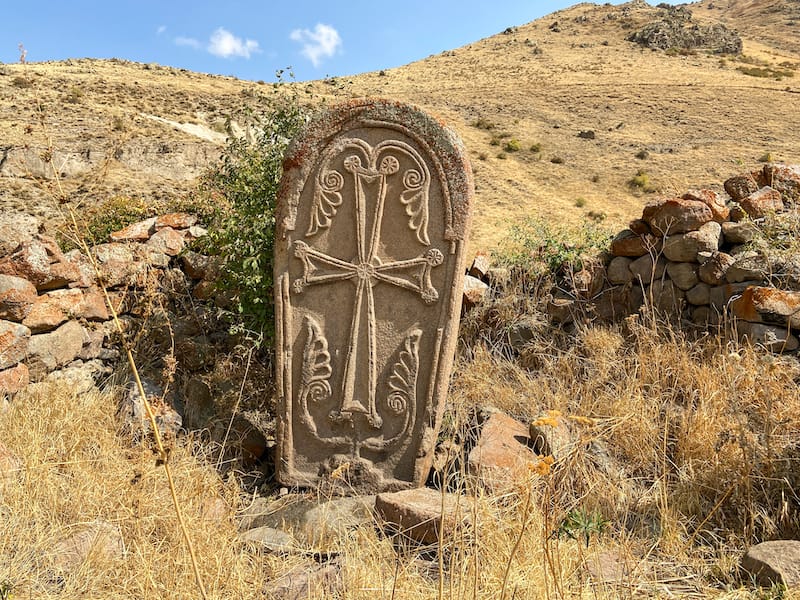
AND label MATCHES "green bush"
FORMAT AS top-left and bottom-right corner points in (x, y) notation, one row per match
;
(503, 138), (522, 152)
(199, 86), (313, 346)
